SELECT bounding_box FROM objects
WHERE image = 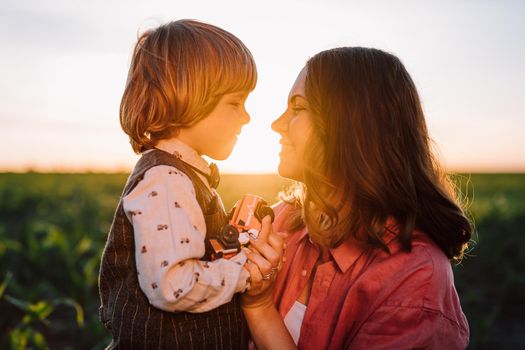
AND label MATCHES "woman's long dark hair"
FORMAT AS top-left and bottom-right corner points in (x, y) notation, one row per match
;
(289, 47), (472, 263)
